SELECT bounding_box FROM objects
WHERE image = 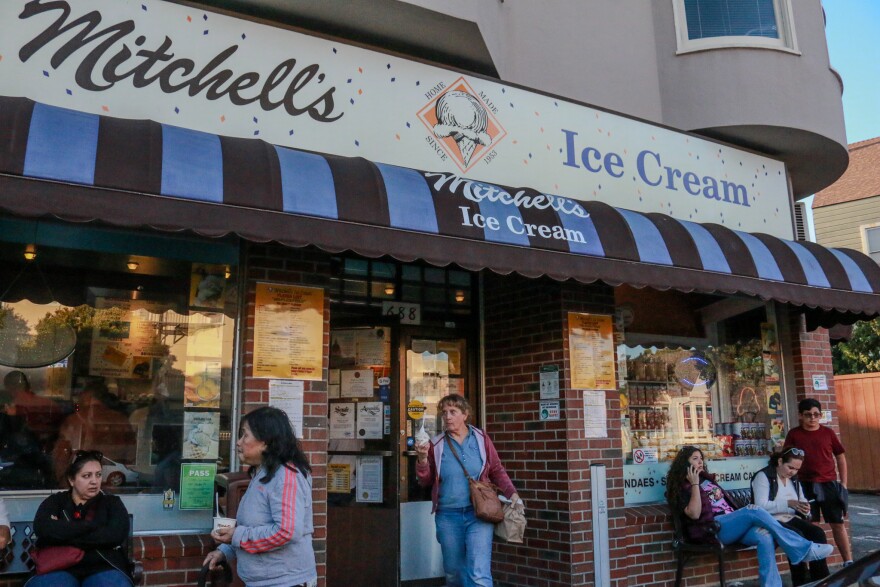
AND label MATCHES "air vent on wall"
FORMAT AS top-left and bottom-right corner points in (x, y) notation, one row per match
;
(794, 202), (808, 241)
